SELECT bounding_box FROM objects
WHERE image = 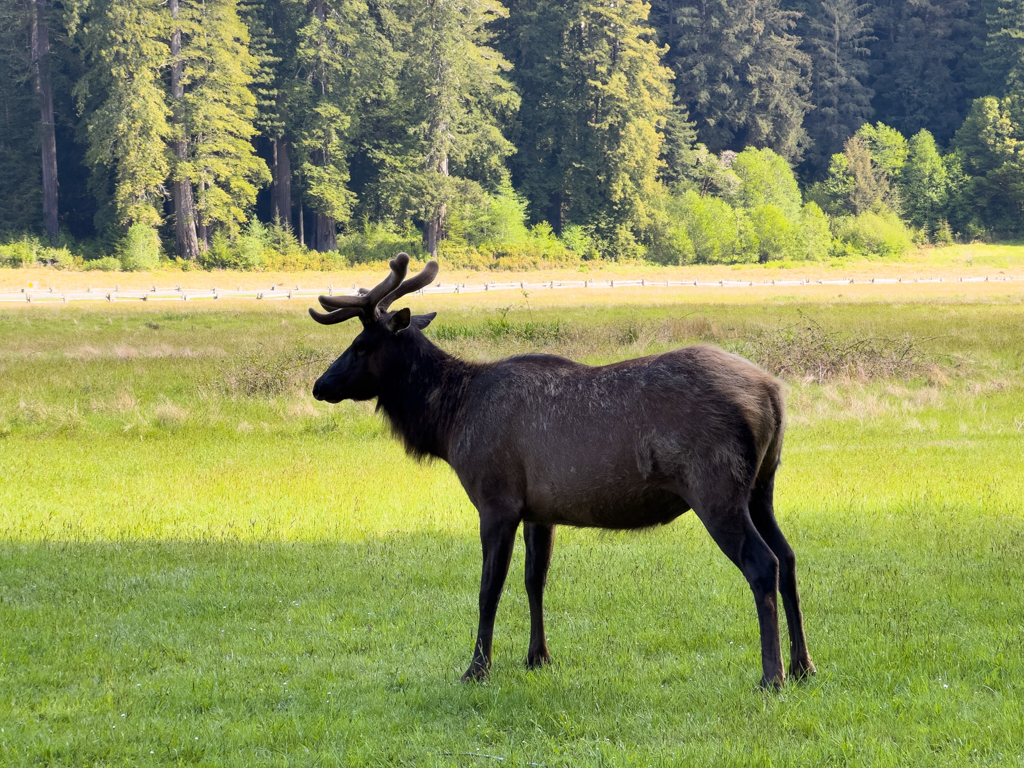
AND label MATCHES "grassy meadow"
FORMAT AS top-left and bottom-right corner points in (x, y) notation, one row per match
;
(0, 275), (1023, 765)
